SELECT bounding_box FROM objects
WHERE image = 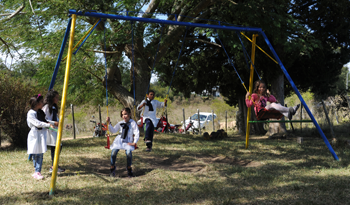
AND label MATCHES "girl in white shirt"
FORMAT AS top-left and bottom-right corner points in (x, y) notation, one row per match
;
(106, 108), (139, 177)
(43, 90), (65, 173)
(27, 94), (56, 180)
